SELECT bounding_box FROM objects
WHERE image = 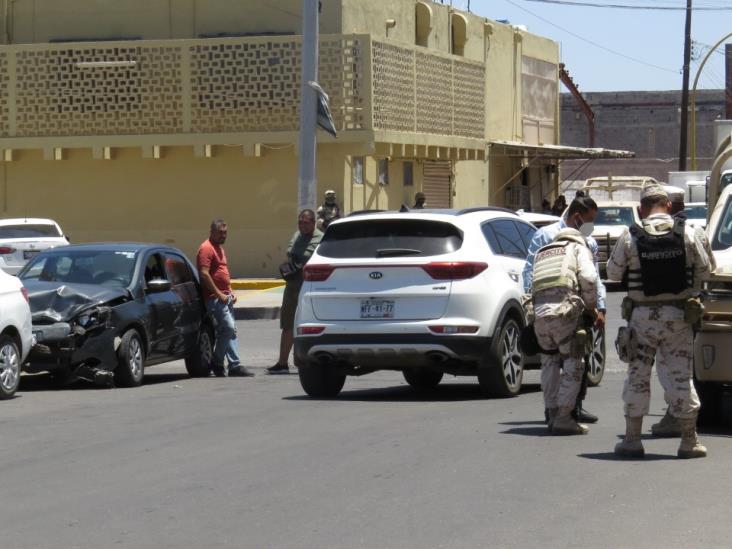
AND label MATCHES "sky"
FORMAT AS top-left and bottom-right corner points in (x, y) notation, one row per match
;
(456, 0), (731, 92)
